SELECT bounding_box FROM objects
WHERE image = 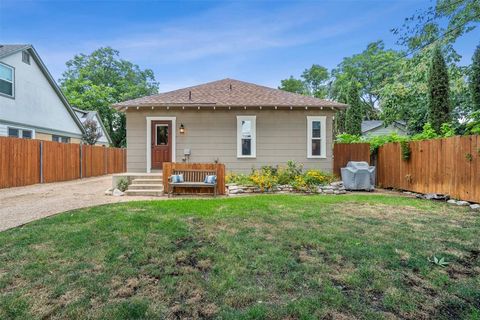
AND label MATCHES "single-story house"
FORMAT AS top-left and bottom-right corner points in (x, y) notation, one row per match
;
(73, 107), (112, 146)
(0, 44), (86, 143)
(113, 78), (347, 173)
(361, 120), (407, 137)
